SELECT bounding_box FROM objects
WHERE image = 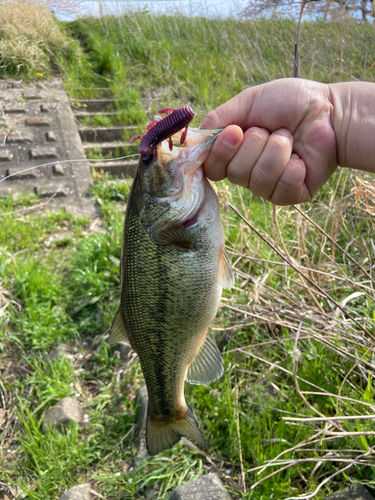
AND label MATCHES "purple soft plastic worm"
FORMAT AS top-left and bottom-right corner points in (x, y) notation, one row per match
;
(131, 106), (195, 158)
